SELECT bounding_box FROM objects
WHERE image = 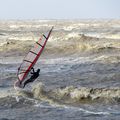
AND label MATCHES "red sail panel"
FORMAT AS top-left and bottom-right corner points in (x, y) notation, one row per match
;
(17, 27), (53, 82)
